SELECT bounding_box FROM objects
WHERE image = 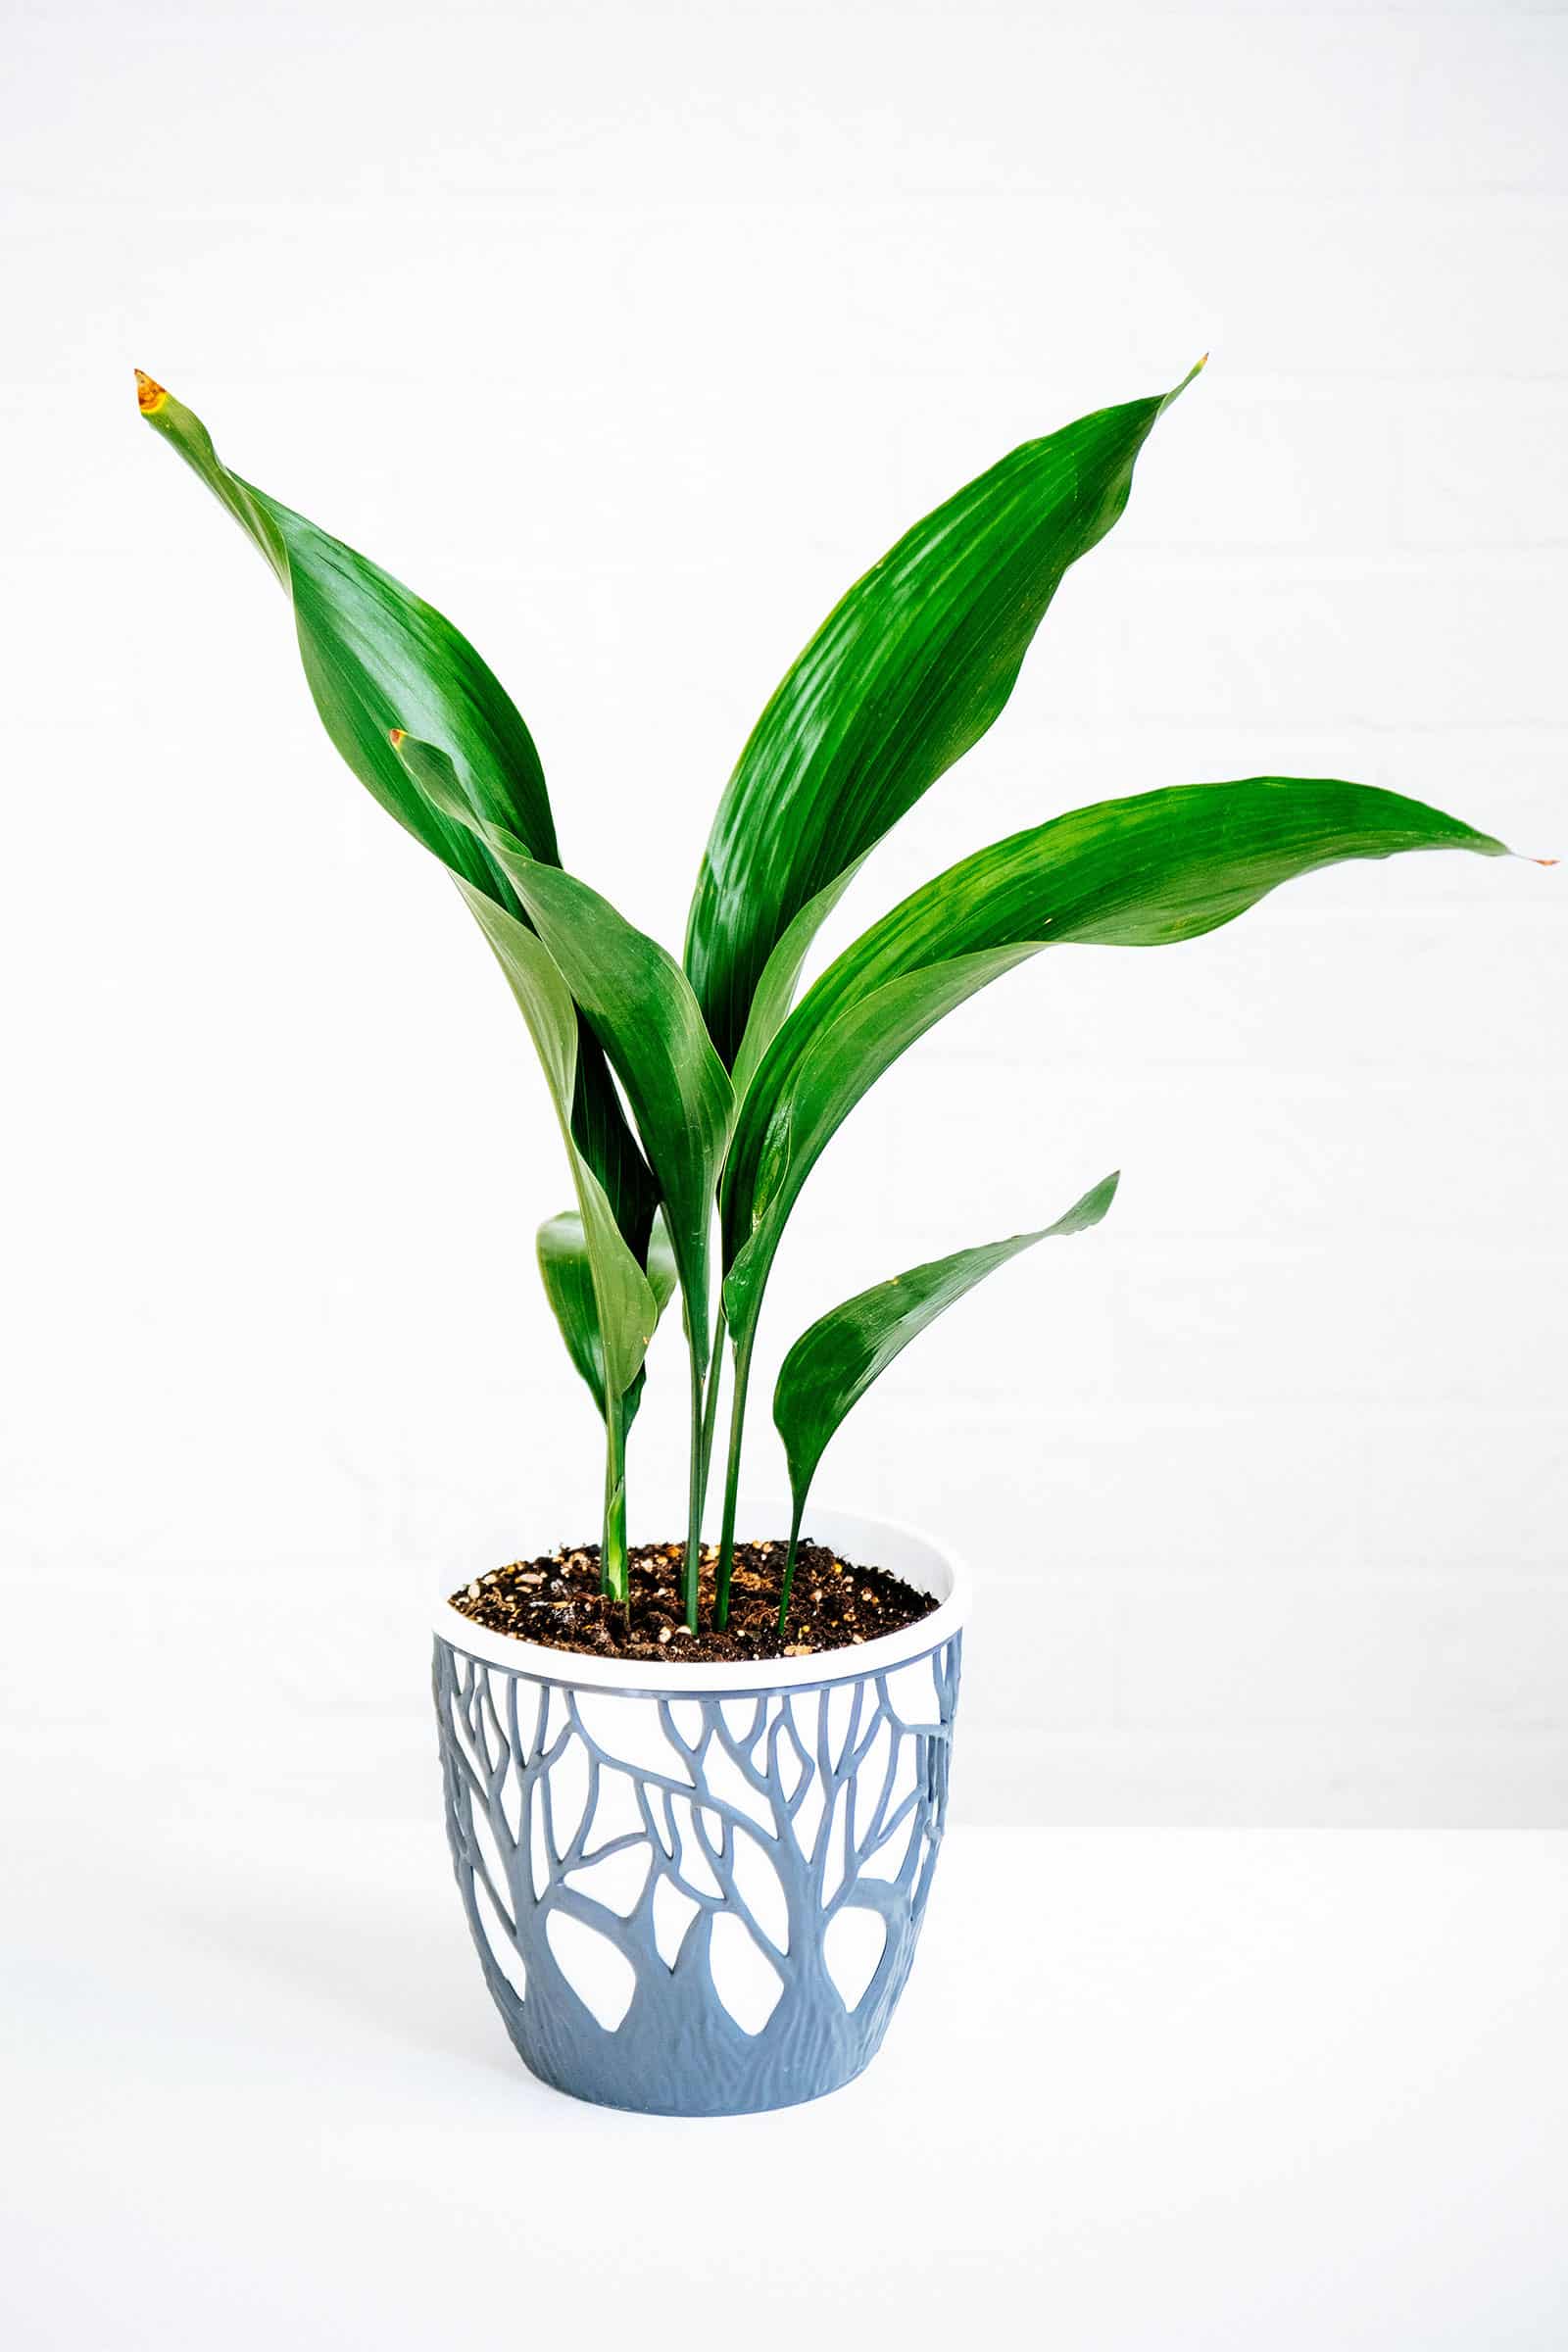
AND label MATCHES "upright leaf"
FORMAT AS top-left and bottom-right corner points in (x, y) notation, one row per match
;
(538, 1208), (677, 1430)
(393, 733), (733, 1370)
(460, 889), (657, 1403)
(722, 778), (1508, 1341)
(495, 857), (731, 1375)
(684, 366), (1204, 1065)
(727, 858), (869, 1109)
(537, 1209), (615, 1415)
(771, 1172), (1120, 1625)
